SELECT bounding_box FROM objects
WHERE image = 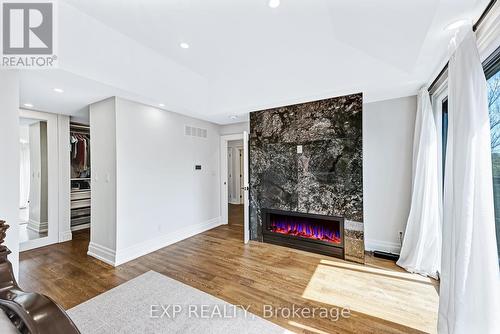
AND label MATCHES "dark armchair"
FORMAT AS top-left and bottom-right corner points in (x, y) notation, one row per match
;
(0, 220), (80, 334)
